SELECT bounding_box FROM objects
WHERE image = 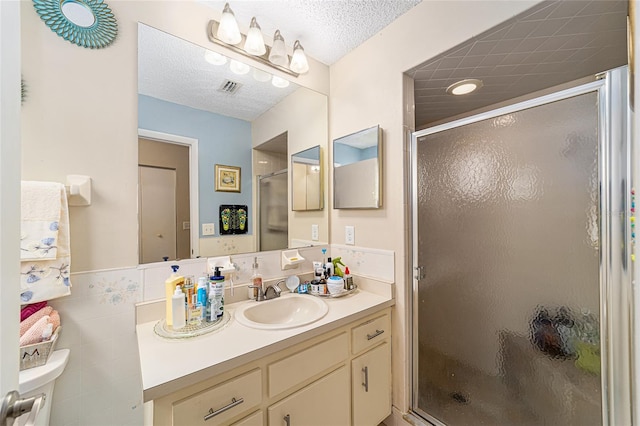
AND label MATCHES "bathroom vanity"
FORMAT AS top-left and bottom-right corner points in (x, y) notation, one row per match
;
(136, 283), (393, 426)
